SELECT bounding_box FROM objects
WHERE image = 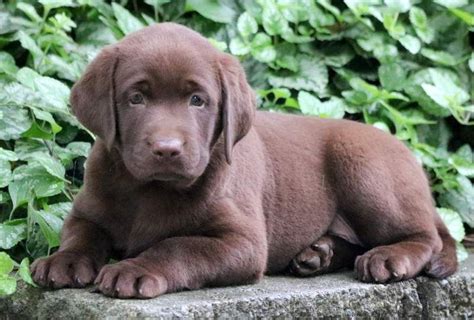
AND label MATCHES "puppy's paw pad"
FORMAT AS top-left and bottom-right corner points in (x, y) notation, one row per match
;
(290, 241), (333, 277)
